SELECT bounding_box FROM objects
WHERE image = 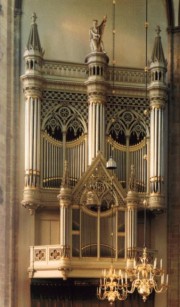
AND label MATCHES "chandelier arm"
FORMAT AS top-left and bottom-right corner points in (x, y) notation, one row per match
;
(154, 282), (168, 293)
